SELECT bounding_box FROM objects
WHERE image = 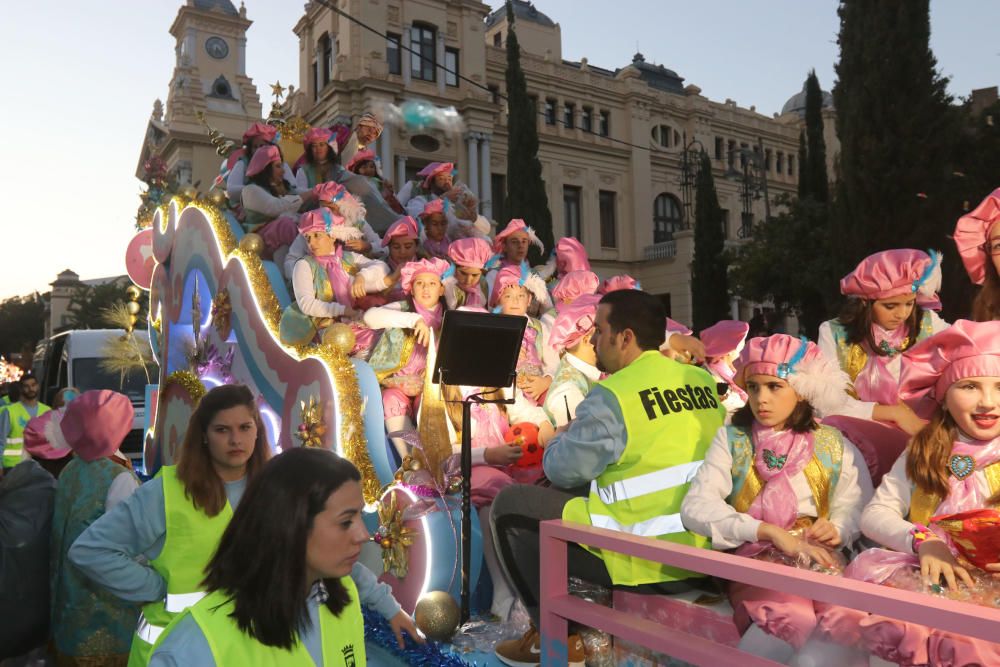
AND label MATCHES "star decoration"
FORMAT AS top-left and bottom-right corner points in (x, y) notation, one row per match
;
(270, 81), (286, 101)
